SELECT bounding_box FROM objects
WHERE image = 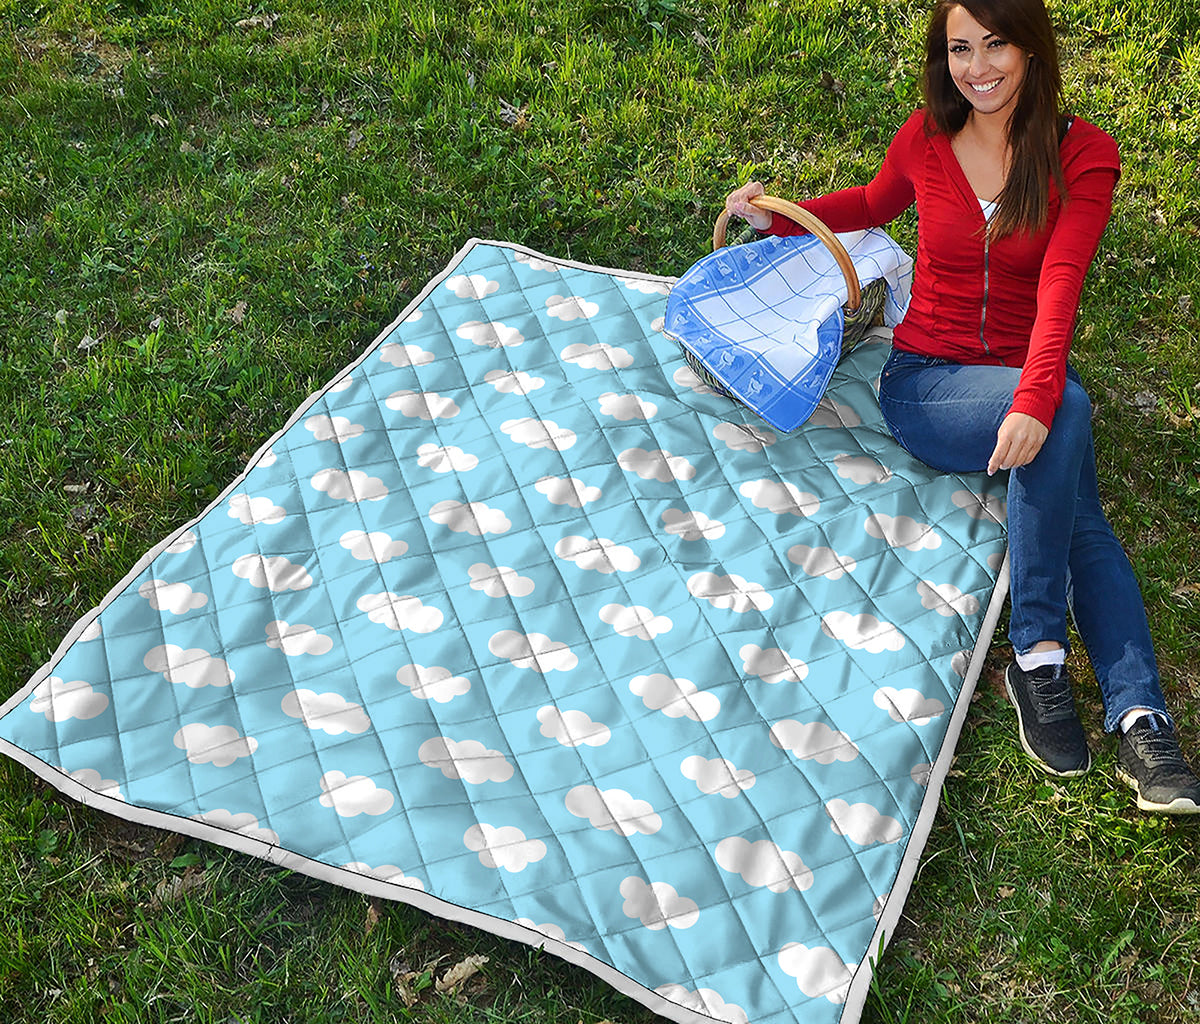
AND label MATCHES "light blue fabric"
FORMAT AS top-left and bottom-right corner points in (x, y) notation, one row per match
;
(0, 241), (1006, 1024)
(663, 229), (914, 432)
